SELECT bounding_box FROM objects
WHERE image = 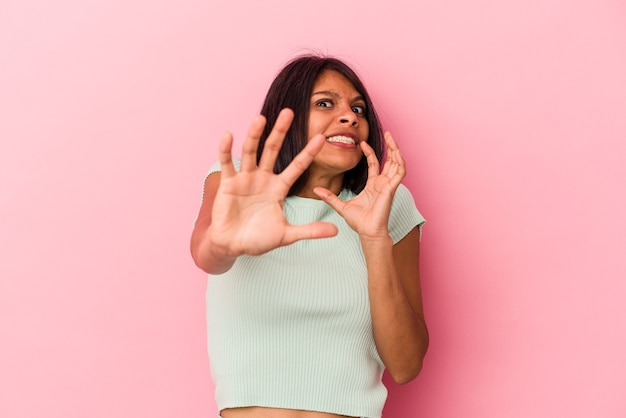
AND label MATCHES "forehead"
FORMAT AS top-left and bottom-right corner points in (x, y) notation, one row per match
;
(312, 70), (360, 95)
